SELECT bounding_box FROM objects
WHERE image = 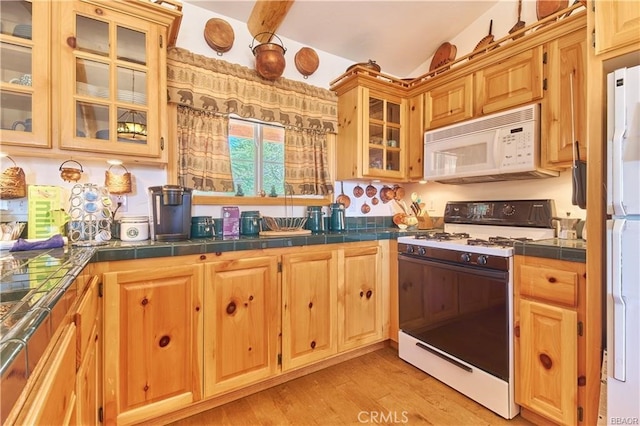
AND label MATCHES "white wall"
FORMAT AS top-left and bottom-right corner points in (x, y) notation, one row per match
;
(2, 0), (586, 222)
